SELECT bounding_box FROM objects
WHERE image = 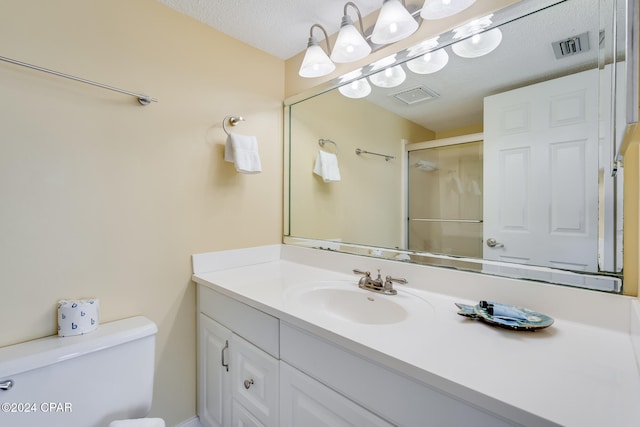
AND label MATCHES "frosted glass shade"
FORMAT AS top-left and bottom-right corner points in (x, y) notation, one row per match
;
(338, 78), (372, 98)
(331, 17), (371, 63)
(299, 43), (336, 78)
(421, 0), (476, 20)
(369, 65), (406, 88)
(406, 48), (449, 74)
(451, 28), (502, 58)
(371, 0), (419, 45)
